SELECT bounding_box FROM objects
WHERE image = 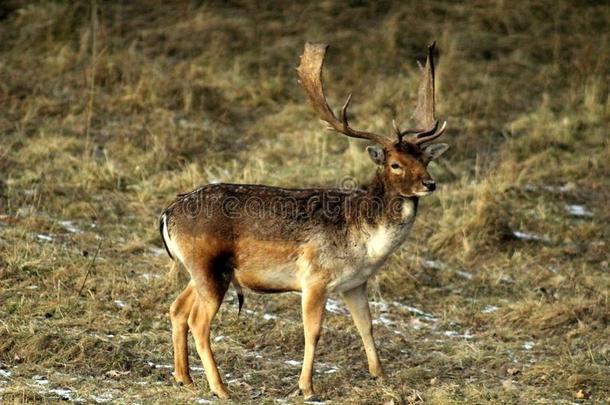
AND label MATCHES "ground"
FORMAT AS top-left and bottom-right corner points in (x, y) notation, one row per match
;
(0, 1), (609, 404)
